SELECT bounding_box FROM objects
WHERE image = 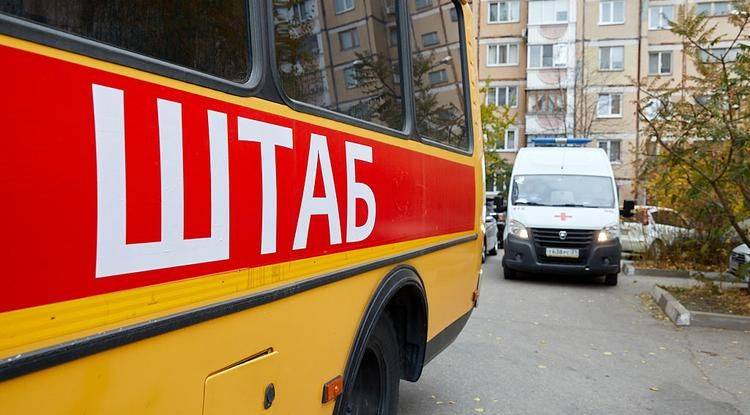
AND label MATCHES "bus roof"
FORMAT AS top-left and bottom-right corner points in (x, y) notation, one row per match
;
(512, 147), (614, 177)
